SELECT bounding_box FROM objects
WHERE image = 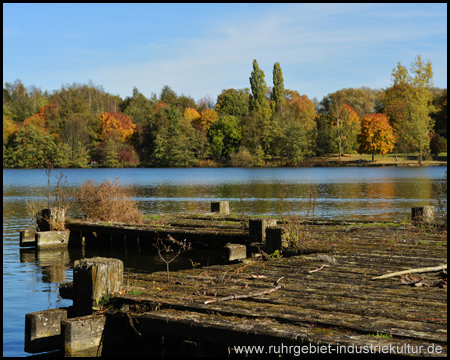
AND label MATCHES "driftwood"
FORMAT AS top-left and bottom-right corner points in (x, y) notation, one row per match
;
(308, 264), (330, 273)
(371, 264), (447, 280)
(204, 278), (285, 305)
(204, 284), (284, 304)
